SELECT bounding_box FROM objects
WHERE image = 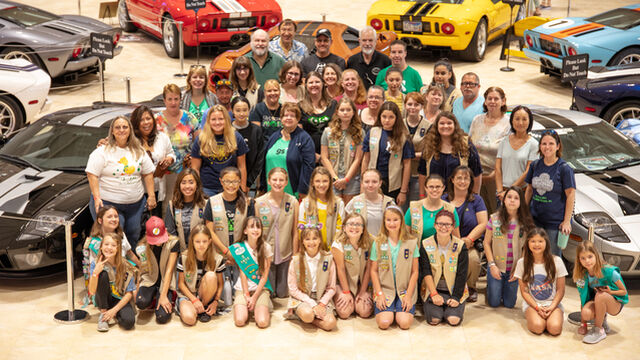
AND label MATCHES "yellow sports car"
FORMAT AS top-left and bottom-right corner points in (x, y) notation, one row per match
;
(367, 0), (522, 61)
